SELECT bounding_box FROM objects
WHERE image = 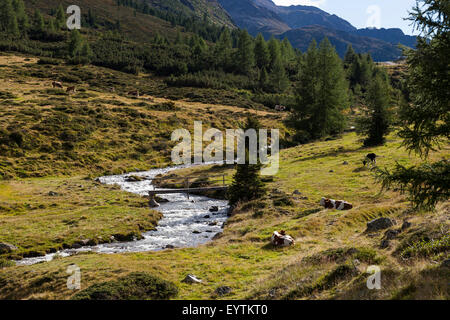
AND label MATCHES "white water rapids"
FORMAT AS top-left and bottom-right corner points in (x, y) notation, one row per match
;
(16, 163), (229, 266)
